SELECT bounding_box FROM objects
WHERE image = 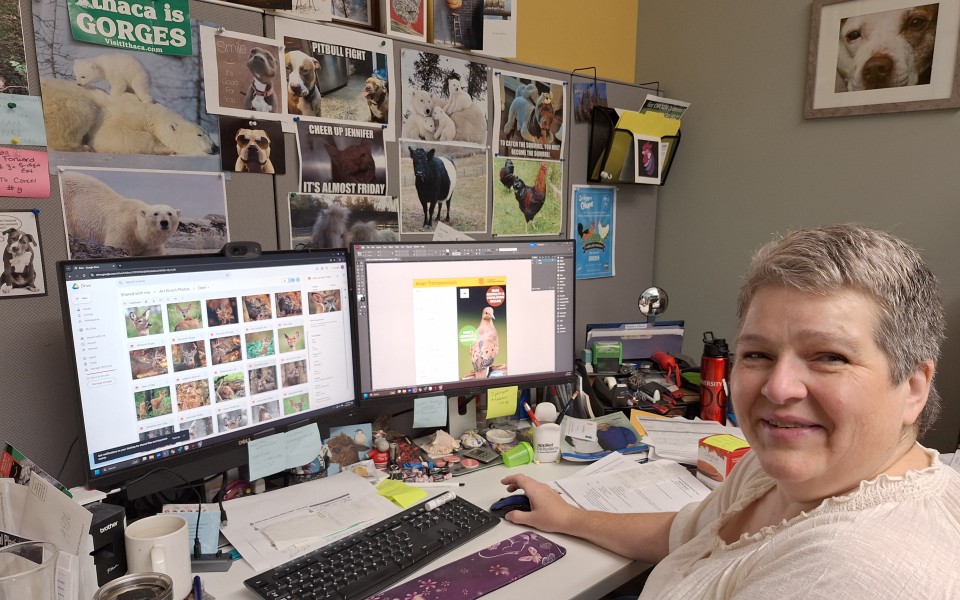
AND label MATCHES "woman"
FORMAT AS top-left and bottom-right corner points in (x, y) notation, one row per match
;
(502, 224), (960, 598)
